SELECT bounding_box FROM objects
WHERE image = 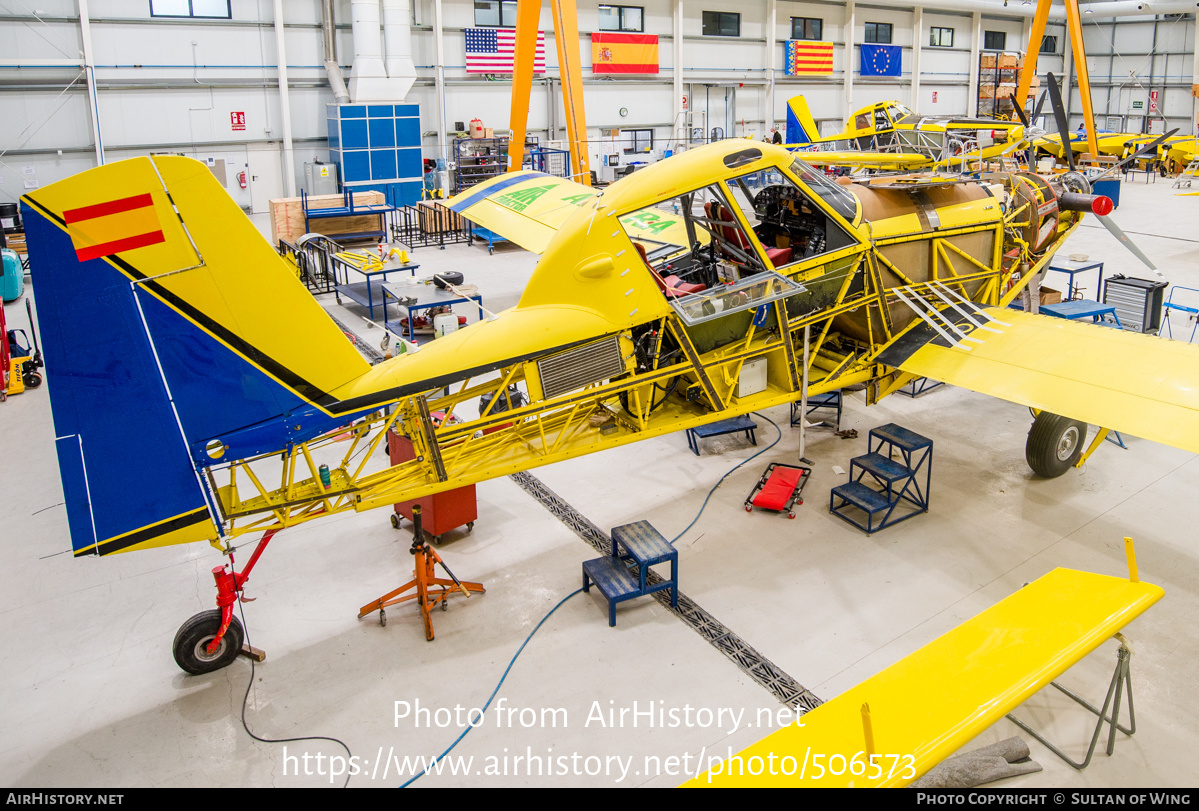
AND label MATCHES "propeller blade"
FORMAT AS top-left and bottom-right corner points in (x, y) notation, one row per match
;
(1046, 73), (1075, 171)
(1096, 214), (1162, 275)
(1013, 100), (1030, 129)
(1030, 90), (1048, 124)
(1106, 128), (1180, 177)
